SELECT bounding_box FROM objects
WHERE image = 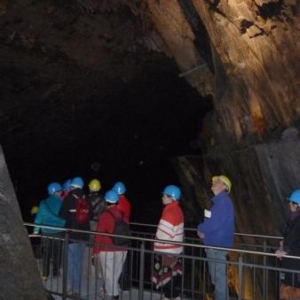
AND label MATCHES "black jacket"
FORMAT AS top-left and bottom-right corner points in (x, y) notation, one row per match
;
(87, 191), (106, 221)
(59, 188), (91, 242)
(281, 214), (300, 287)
